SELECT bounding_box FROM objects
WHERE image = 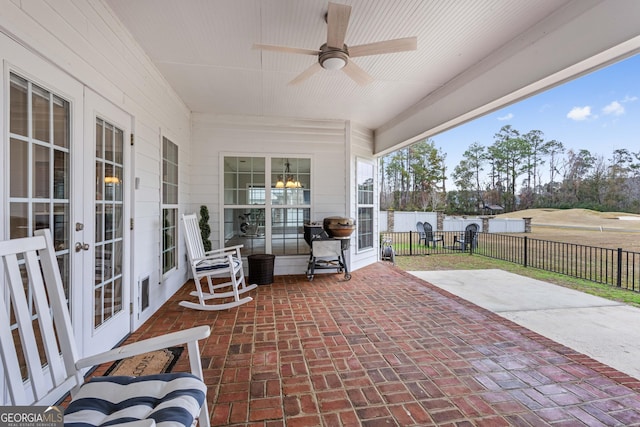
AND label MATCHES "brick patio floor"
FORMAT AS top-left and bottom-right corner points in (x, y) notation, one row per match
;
(93, 263), (640, 426)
